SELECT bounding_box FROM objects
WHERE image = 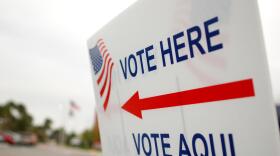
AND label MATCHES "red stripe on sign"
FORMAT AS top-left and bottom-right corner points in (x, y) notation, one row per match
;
(142, 79), (255, 110)
(122, 79), (256, 119)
